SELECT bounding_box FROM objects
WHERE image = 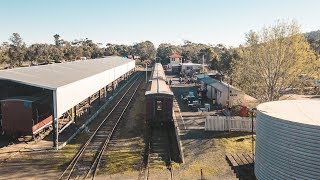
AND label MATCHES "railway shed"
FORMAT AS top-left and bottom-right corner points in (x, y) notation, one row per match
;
(256, 100), (320, 179)
(0, 56), (135, 149)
